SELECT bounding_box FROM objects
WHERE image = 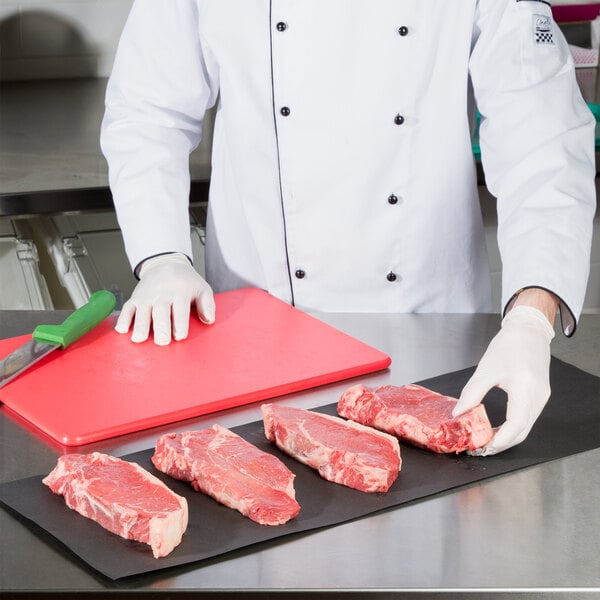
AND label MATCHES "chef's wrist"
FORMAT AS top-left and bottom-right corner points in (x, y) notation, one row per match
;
(134, 252), (192, 279)
(510, 288), (559, 327)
